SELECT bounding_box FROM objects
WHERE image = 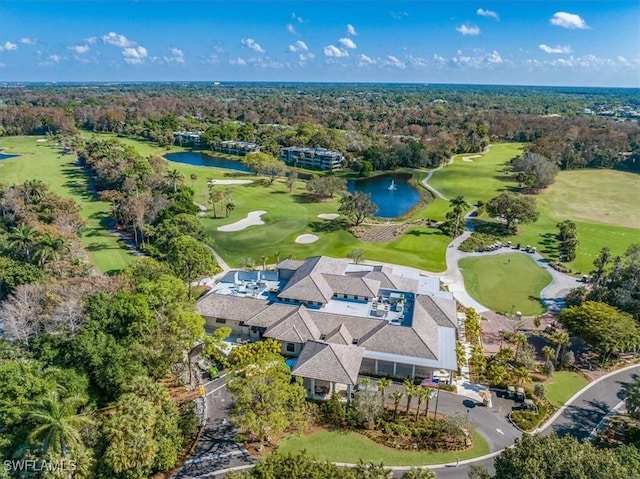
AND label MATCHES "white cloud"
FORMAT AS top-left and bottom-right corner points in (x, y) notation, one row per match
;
(433, 54), (447, 65)
(299, 52), (315, 62)
(324, 45), (349, 57)
(456, 25), (481, 36)
(550, 12), (589, 29)
(20, 37), (36, 45)
(291, 12), (306, 23)
(102, 32), (135, 47)
(230, 57), (247, 66)
(487, 50), (503, 63)
(346, 24), (358, 35)
(358, 54), (376, 65)
(289, 40), (309, 53)
(408, 55), (428, 67)
(0, 41), (18, 52)
(122, 46), (148, 64)
(476, 8), (499, 20)
(85, 36), (98, 44)
(241, 38), (265, 53)
(287, 23), (298, 35)
(339, 37), (357, 49)
(539, 44), (572, 54)
(48, 54), (61, 63)
(390, 11), (408, 20)
(385, 55), (406, 69)
(69, 45), (90, 54)
(165, 47), (185, 63)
